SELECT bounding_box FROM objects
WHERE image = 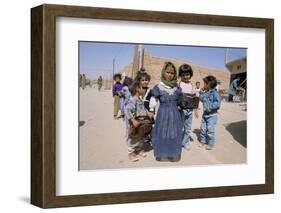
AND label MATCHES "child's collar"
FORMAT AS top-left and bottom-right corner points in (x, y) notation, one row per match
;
(208, 88), (216, 92)
(159, 81), (172, 89)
